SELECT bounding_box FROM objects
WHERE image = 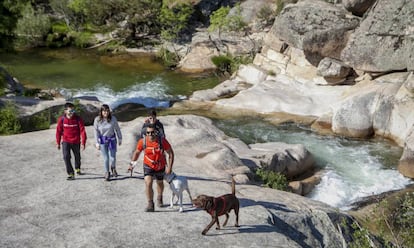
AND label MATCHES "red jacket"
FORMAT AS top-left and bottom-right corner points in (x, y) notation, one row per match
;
(56, 115), (87, 145)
